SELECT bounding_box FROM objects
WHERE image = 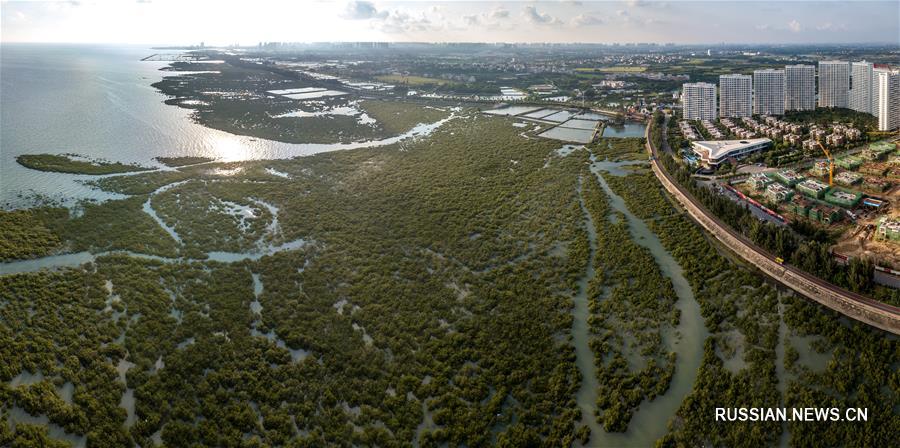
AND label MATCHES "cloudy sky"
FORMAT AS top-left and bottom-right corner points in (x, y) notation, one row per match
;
(2, 1), (898, 45)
